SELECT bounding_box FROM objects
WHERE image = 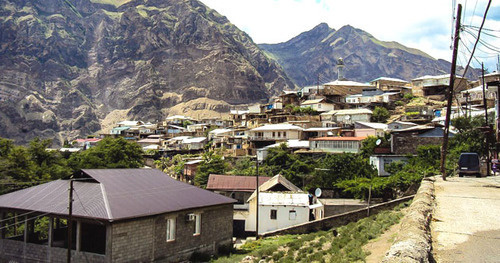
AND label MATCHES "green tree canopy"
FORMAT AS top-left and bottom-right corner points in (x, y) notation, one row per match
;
(69, 137), (144, 170)
(194, 151), (227, 187)
(370, 106), (390, 123)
